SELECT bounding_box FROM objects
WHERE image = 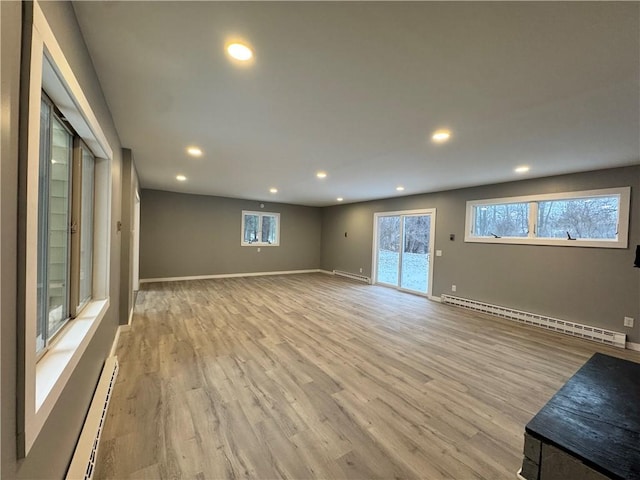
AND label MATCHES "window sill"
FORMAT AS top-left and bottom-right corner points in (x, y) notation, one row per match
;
(35, 298), (109, 411)
(241, 243), (280, 247)
(463, 236), (626, 249)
